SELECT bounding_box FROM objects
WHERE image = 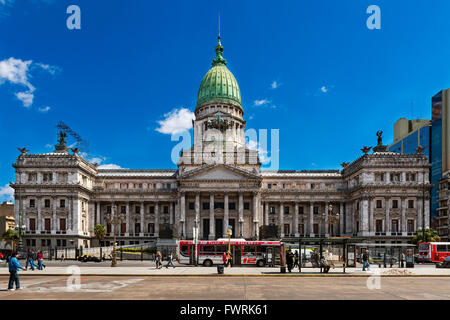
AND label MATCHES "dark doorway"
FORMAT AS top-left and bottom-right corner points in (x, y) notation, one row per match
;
(215, 219), (223, 239)
(203, 219), (210, 240)
(229, 219), (236, 238)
